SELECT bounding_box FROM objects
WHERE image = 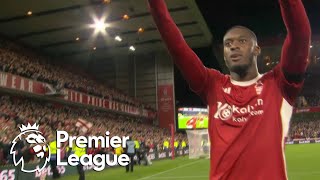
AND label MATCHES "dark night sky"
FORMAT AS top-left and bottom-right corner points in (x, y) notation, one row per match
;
(174, 0), (320, 107)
